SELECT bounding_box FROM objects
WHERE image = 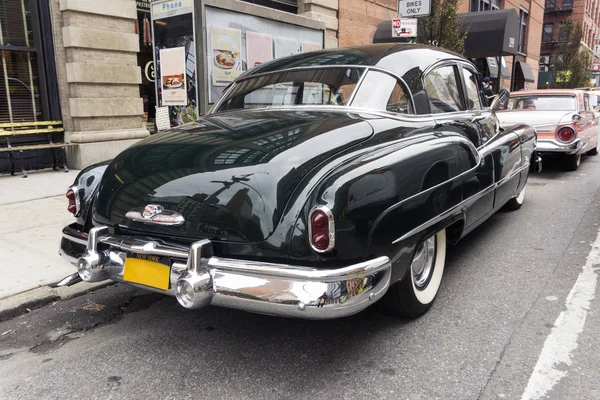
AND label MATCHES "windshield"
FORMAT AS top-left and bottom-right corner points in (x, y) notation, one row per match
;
(214, 67), (413, 114)
(504, 95), (577, 111)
